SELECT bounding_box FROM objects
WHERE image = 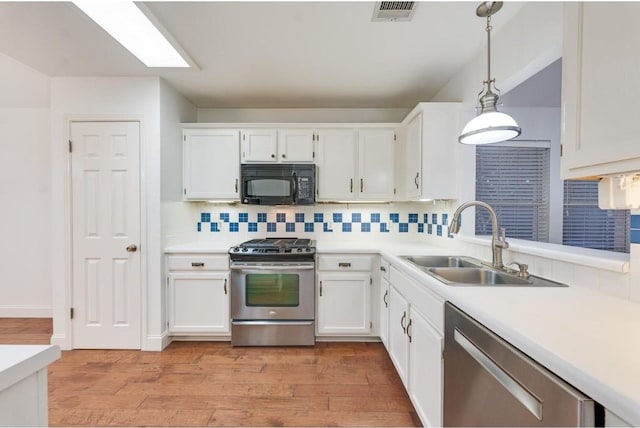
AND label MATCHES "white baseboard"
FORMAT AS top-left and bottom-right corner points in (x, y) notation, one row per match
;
(50, 333), (71, 350)
(144, 330), (171, 351)
(0, 305), (52, 318)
